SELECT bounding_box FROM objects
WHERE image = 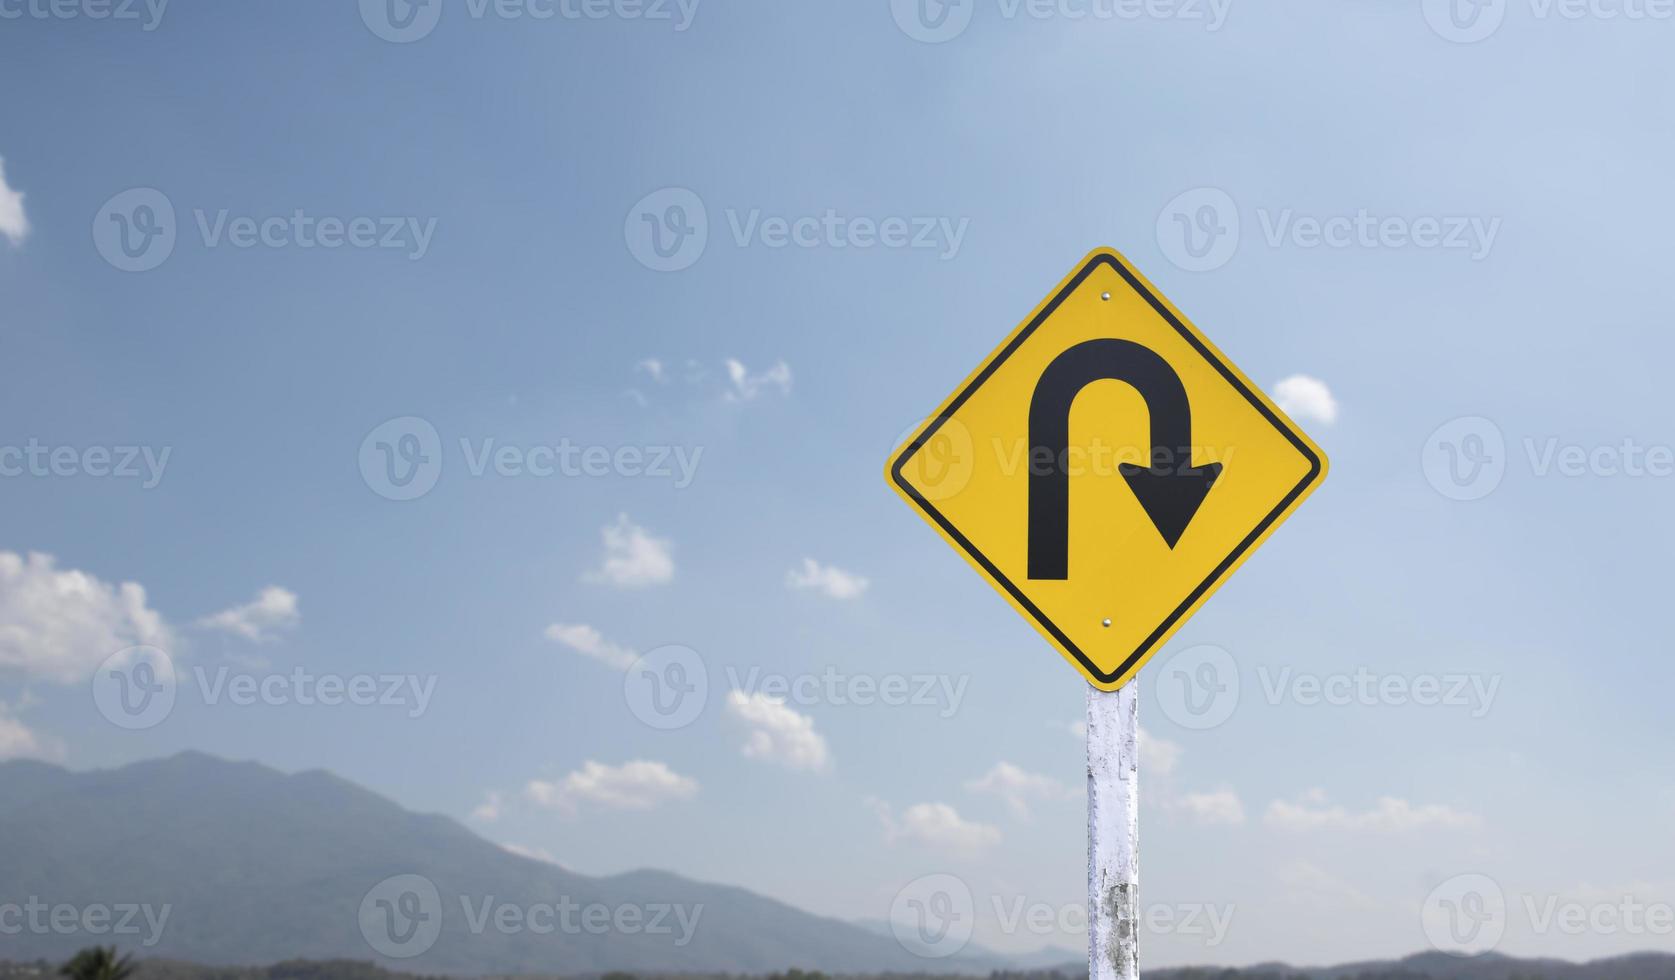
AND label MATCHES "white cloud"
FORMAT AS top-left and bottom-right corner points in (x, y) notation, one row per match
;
(195, 586), (299, 643)
(0, 551), (174, 684)
(870, 798), (1001, 853)
(1051, 720), (1181, 777)
(470, 792), (503, 822)
(583, 514), (674, 588)
(635, 358), (667, 383)
(724, 358), (793, 401)
(725, 691), (830, 771)
(966, 761), (1073, 819)
(785, 559), (869, 600)
(526, 760), (697, 814)
(1273, 375), (1338, 425)
(543, 622), (637, 671)
(501, 842), (560, 865)
(1050, 718), (1087, 739)
(1265, 790), (1480, 832)
(0, 158), (27, 247)
(0, 703), (62, 762)
(1140, 727), (1182, 775)
(1177, 787), (1246, 826)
